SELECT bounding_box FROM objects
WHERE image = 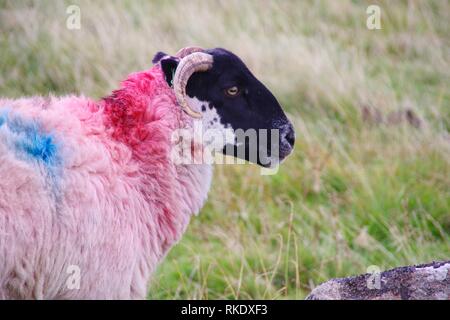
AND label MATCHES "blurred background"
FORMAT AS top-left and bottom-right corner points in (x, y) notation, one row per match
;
(0, 0), (449, 299)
